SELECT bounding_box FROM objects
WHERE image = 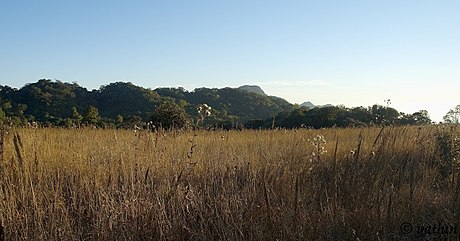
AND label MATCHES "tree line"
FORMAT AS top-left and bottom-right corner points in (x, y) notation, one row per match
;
(0, 79), (458, 129)
(246, 105), (433, 129)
